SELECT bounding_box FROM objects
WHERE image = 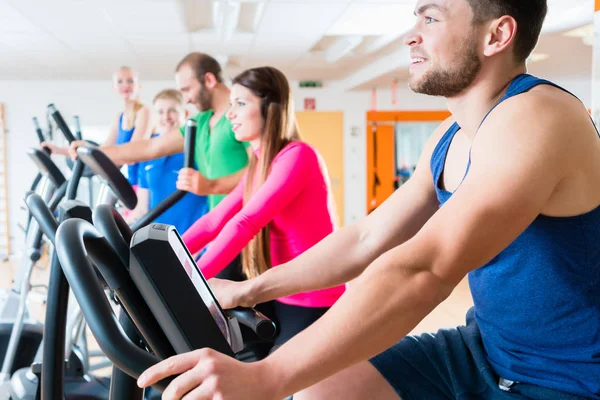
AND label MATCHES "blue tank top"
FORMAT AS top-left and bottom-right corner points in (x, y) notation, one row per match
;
(430, 74), (600, 398)
(138, 134), (208, 234)
(116, 113), (139, 186)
